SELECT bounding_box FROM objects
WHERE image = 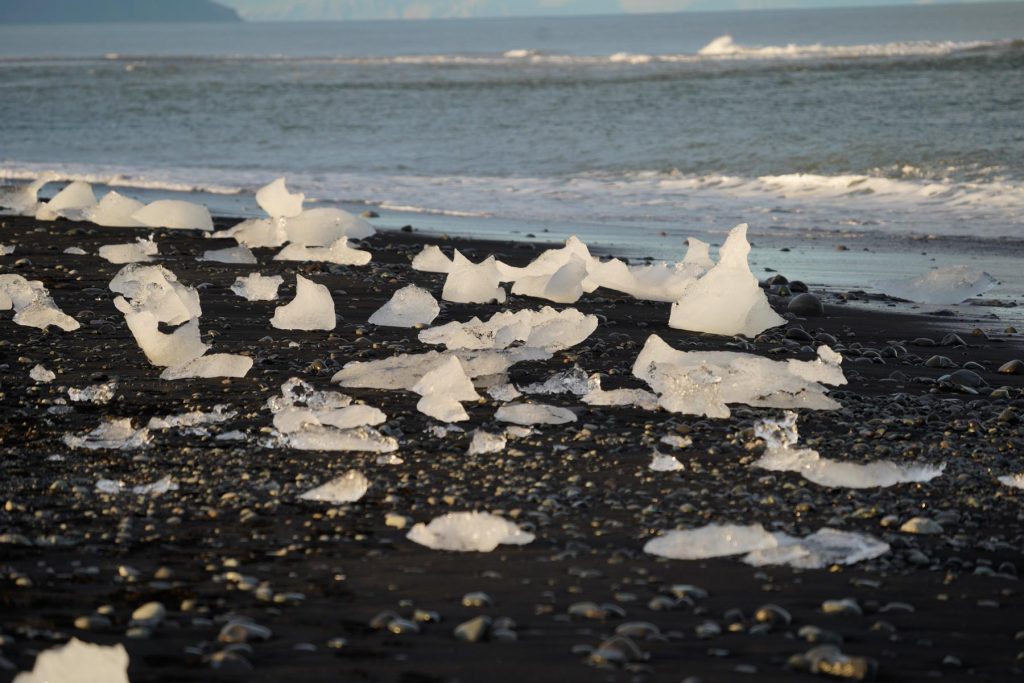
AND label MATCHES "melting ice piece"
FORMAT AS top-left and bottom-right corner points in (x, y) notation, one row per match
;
(68, 381), (117, 404)
(98, 236), (158, 264)
(468, 430), (506, 454)
(148, 404), (236, 430)
(198, 245), (257, 264)
(0, 274), (80, 331)
(274, 237), (371, 265)
(299, 470), (370, 504)
(412, 245), (452, 273)
(267, 377), (395, 452)
(998, 473), (1024, 489)
(30, 364), (55, 383)
(753, 411), (944, 488)
(419, 307), (597, 352)
(97, 476), (178, 496)
(511, 258), (588, 304)
(495, 403), (576, 426)
(632, 335), (846, 418)
(256, 177), (304, 219)
(669, 223), (786, 337)
(660, 434), (693, 448)
(318, 405), (387, 430)
(268, 376), (352, 413)
(12, 637), (130, 683)
(644, 523), (778, 560)
(441, 251), (506, 304)
(271, 275), (336, 331)
(36, 181), (97, 221)
(114, 300), (209, 366)
(369, 285), (440, 328)
(285, 425), (398, 453)
(682, 237), (715, 272)
(215, 217), (287, 248)
(488, 383), (522, 402)
(333, 347), (549, 391)
(231, 273), (283, 301)
(63, 418), (151, 450)
(160, 354), (253, 380)
(874, 265), (998, 305)
(743, 528), (890, 569)
(0, 172), (58, 215)
(283, 207), (374, 244)
(0, 244), (15, 255)
(109, 264), (201, 325)
(82, 191), (146, 228)
(649, 451), (684, 472)
(406, 511), (535, 552)
(412, 356), (481, 422)
(581, 375), (659, 410)
(132, 200), (214, 231)
(519, 366), (595, 396)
